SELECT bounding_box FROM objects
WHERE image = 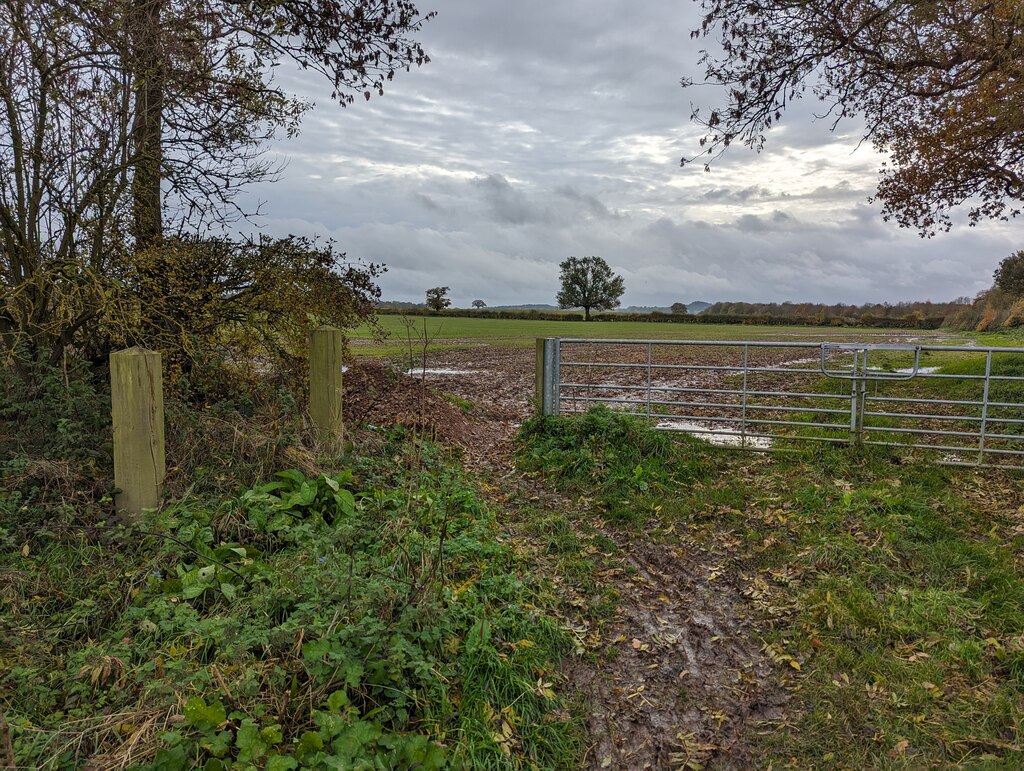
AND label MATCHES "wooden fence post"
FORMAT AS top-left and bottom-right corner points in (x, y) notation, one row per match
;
(110, 347), (165, 519)
(309, 325), (344, 447)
